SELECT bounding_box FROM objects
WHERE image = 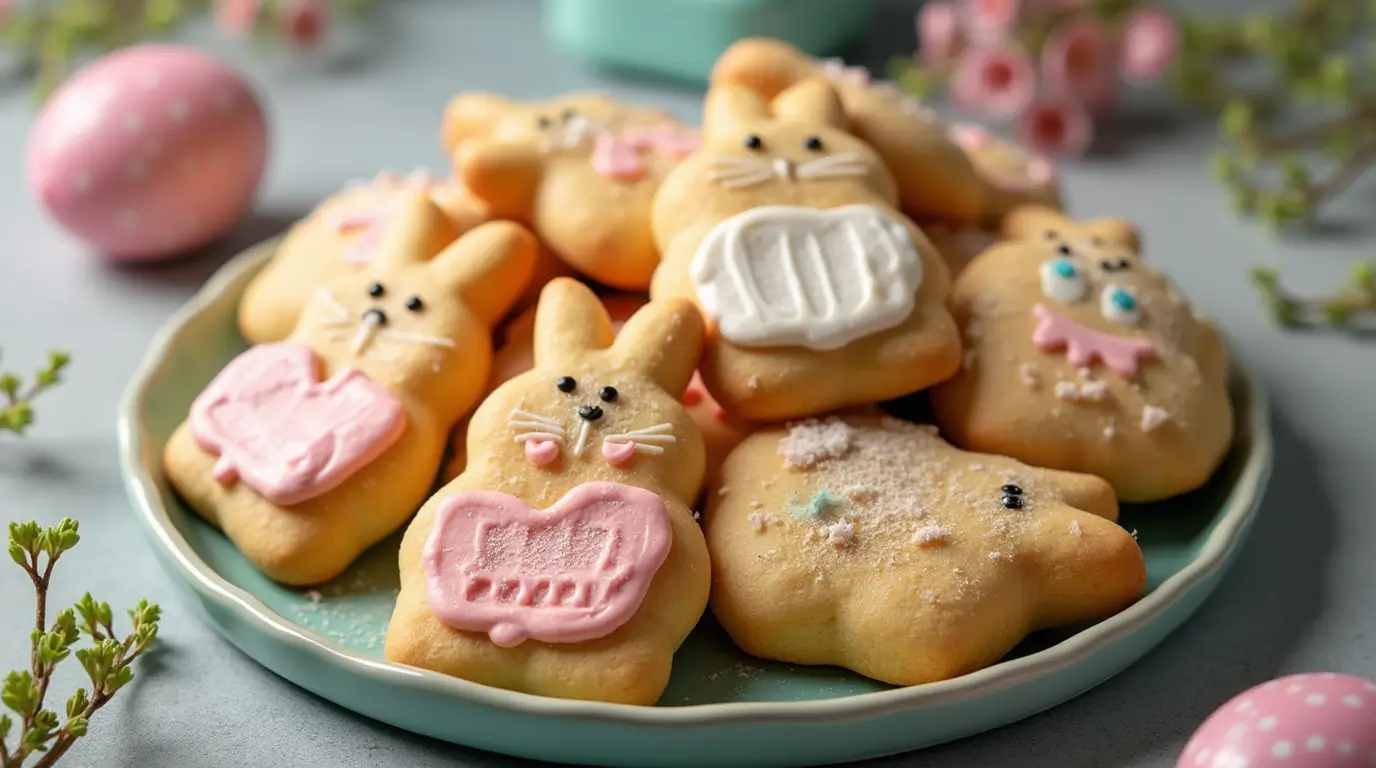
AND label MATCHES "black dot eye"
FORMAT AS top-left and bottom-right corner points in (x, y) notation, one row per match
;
(560, 109), (576, 122)
(1057, 244), (1073, 257)
(404, 296), (424, 312)
(743, 134), (763, 151)
(367, 282), (385, 298)
(556, 376), (577, 393)
(1001, 484), (1023, 496)
(537, 116), (552, 129)
(1044, 230), (1059, 241)
(598, 386), (618, 403)
(1117, 258), (1132, 270)
(1002, 495), (1025, 510)
(804, 136), (824, 151)
(1090, 236), (1106, 247)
